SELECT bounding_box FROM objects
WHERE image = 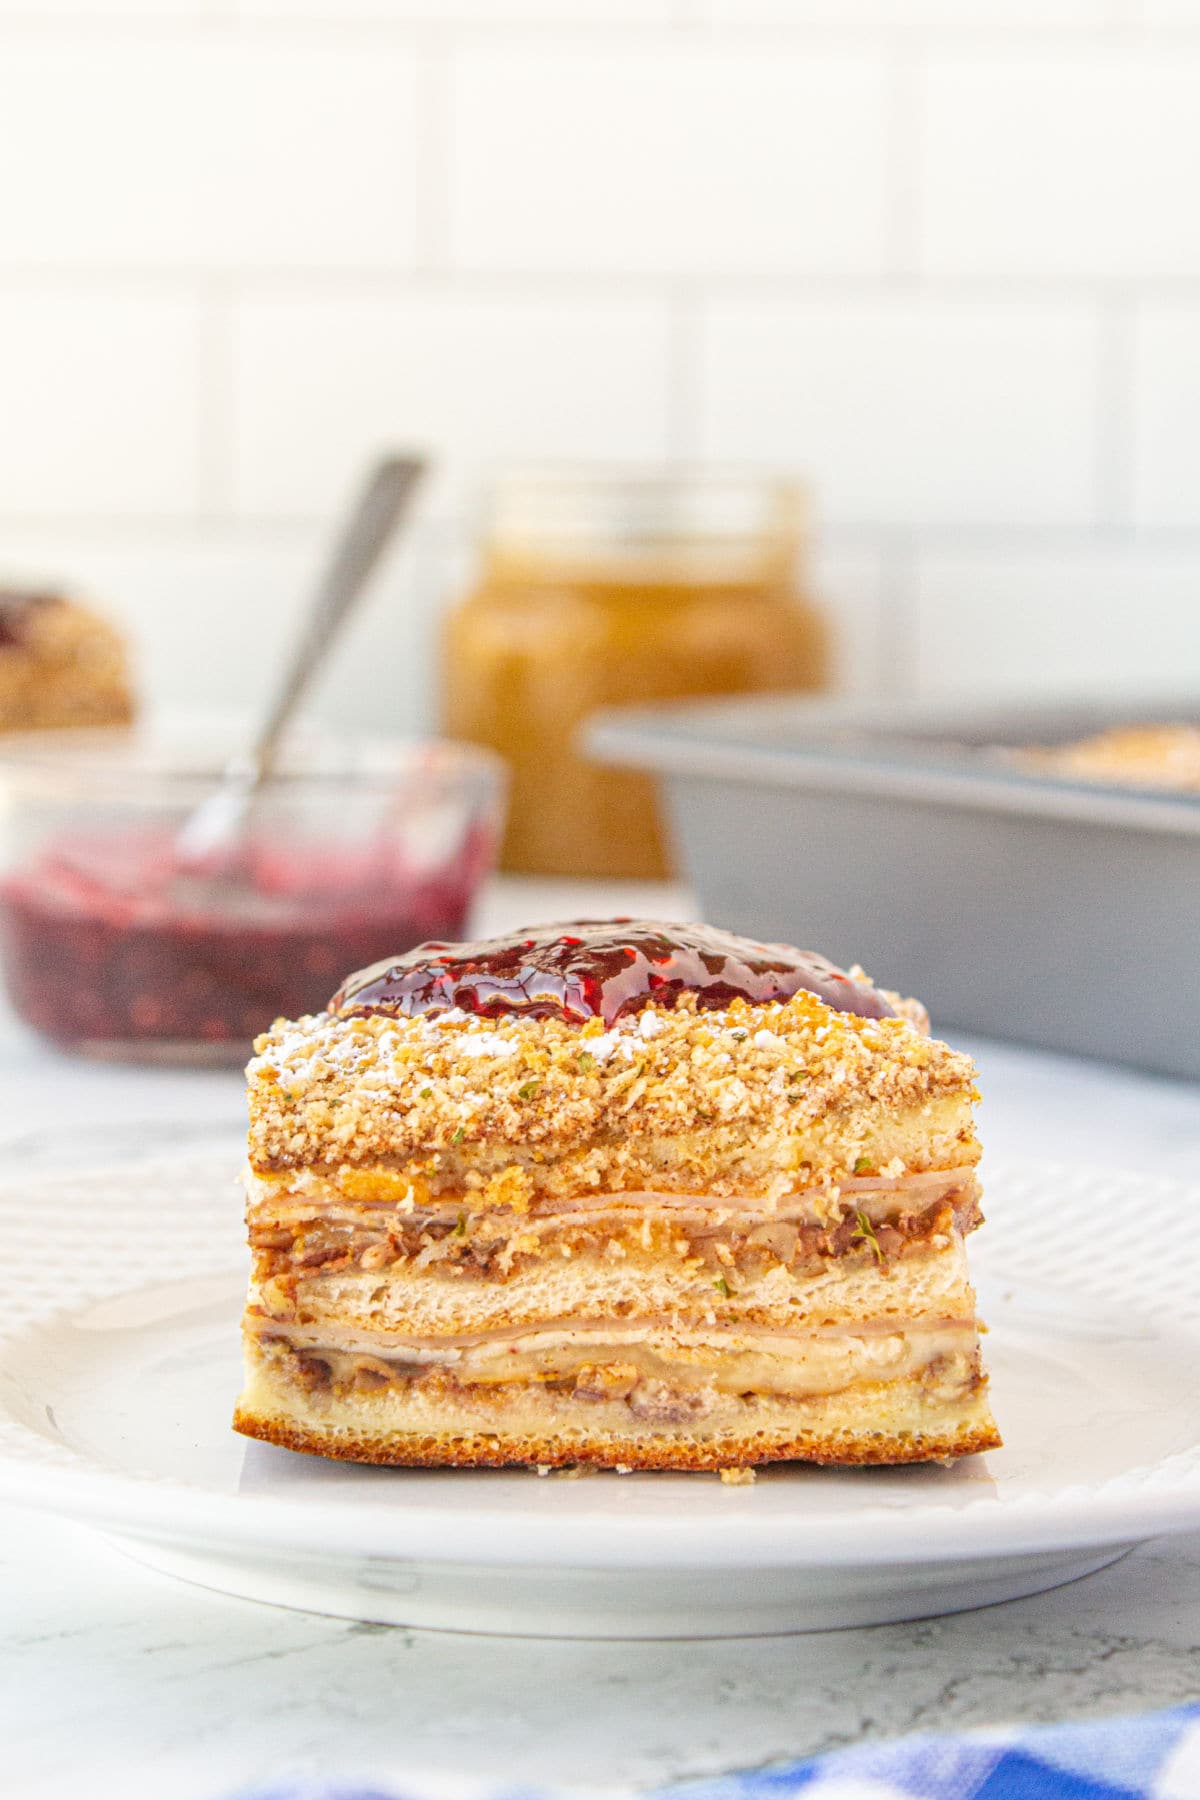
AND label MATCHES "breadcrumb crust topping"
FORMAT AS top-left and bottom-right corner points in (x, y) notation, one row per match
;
(247, 987), (978, 1173)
